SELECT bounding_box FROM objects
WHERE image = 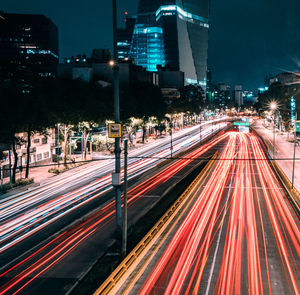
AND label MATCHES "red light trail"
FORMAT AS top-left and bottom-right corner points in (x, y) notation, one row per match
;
(0, 129), (228, 294)
(131, 132), (299, 295)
